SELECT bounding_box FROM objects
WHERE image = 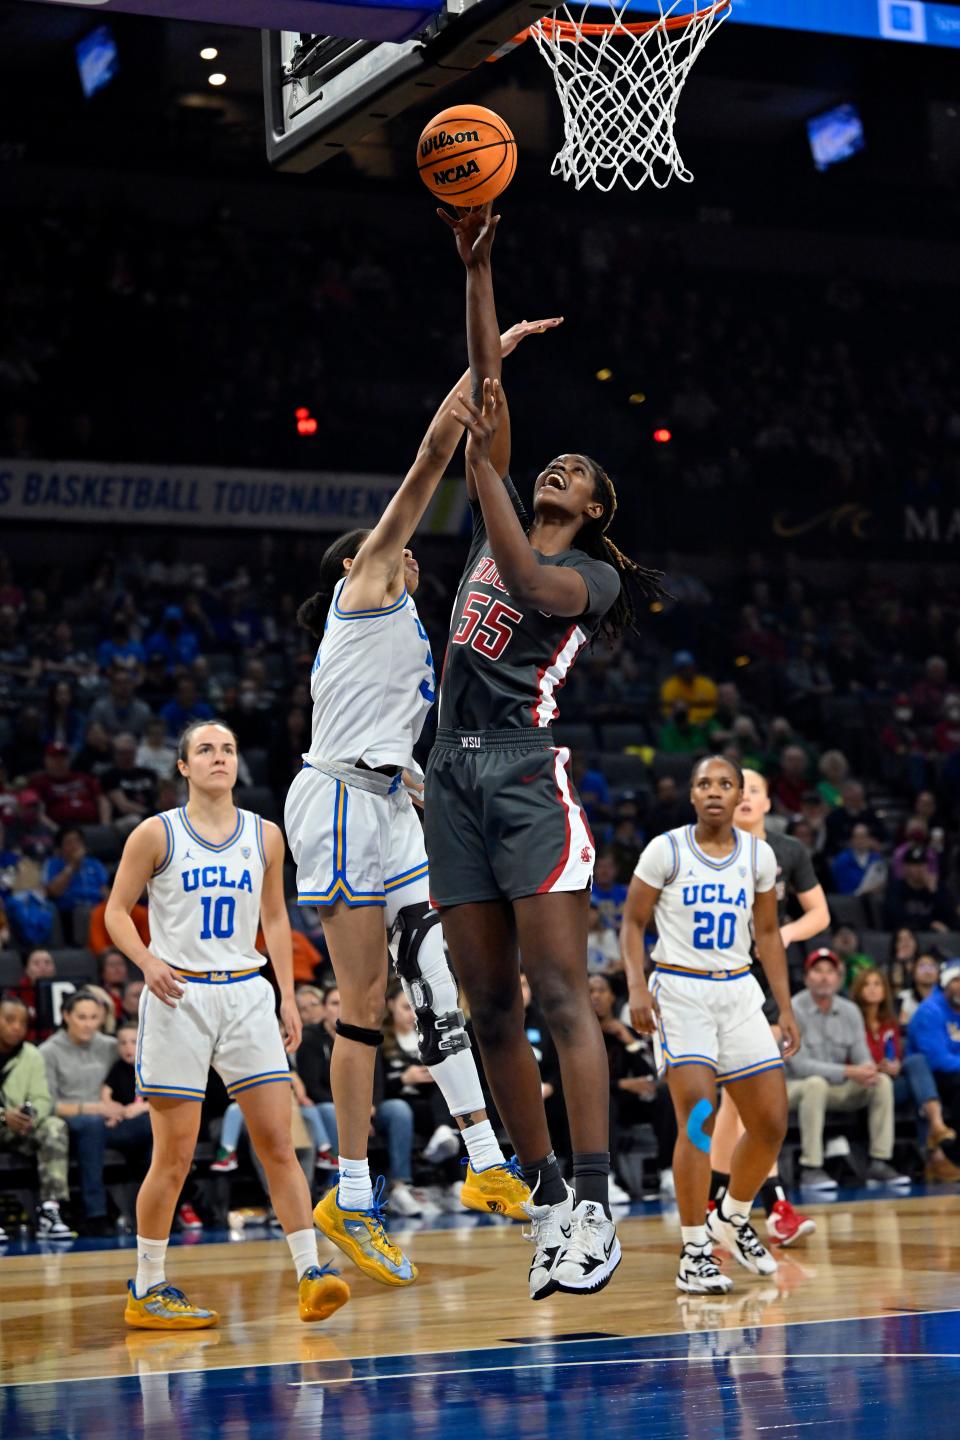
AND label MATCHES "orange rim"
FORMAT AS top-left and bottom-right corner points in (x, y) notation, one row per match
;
(515, 2), (729, 43)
